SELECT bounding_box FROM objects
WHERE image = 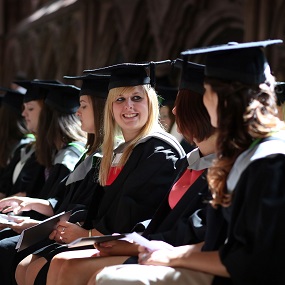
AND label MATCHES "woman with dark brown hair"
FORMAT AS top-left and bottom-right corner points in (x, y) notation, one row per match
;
(0, 80), (59, 199)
